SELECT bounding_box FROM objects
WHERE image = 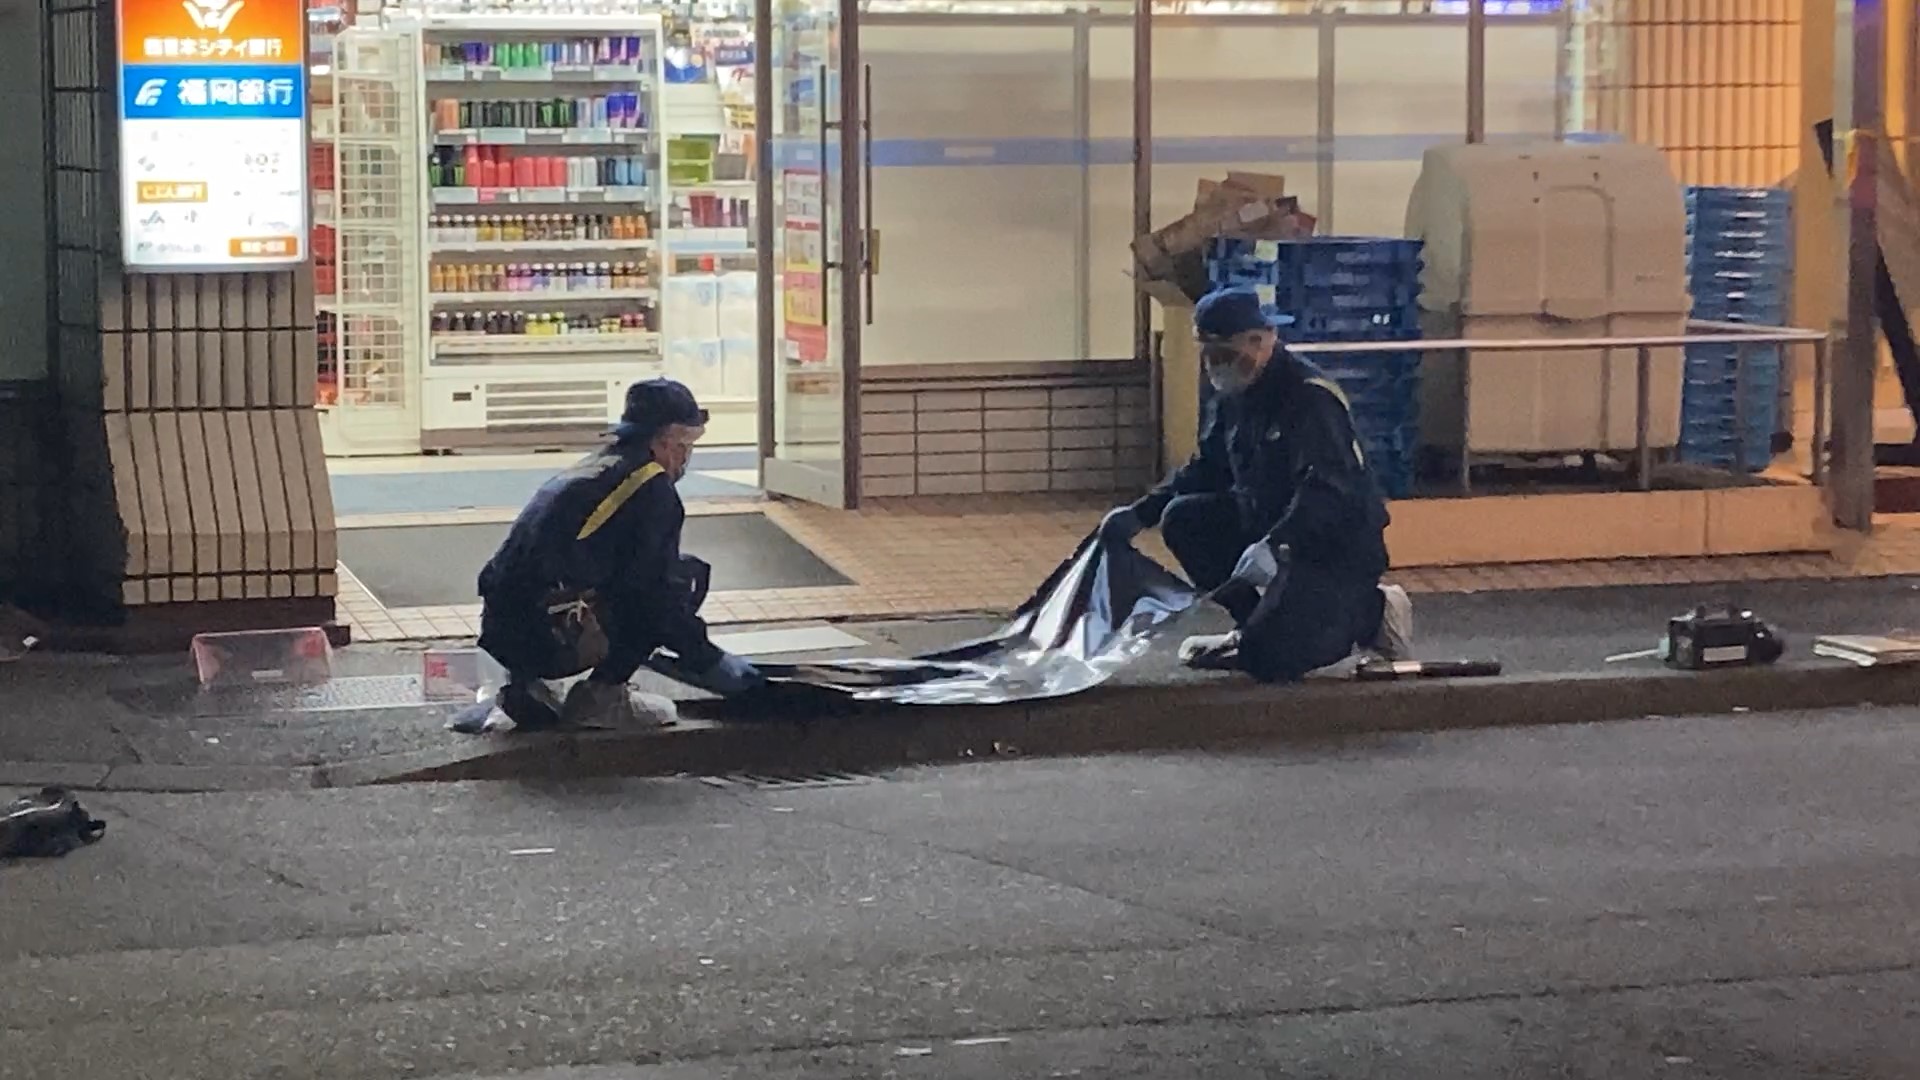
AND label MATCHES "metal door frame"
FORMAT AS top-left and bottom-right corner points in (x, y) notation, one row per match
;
(754, 0), (865, 507)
